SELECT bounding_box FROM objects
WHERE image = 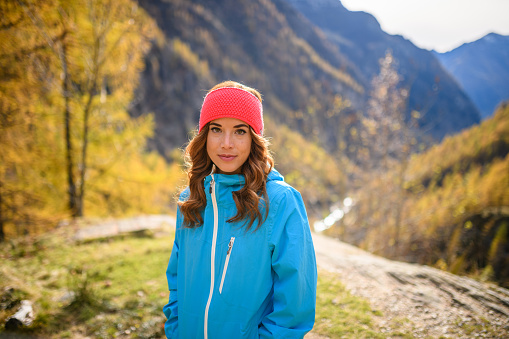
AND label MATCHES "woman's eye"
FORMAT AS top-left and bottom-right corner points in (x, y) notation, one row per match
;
(211, 127), (221, 133)
(235, 129), (247, 135)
